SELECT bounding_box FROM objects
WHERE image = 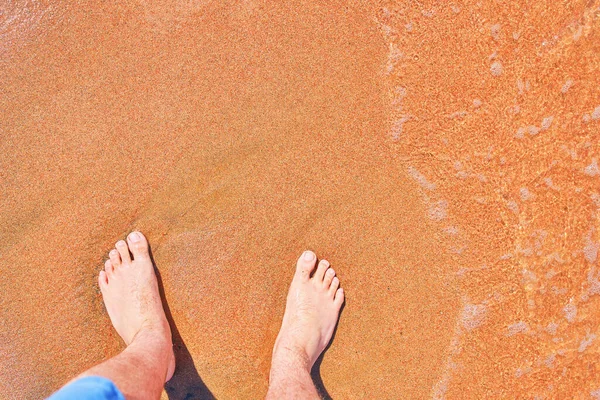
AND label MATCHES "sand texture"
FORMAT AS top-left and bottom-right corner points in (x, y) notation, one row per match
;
(1, 1), (600, 398)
